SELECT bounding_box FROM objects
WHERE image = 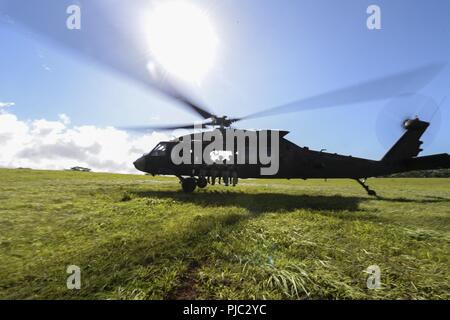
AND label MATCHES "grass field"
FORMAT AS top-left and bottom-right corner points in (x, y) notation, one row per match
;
(0, 168), (449, 300)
